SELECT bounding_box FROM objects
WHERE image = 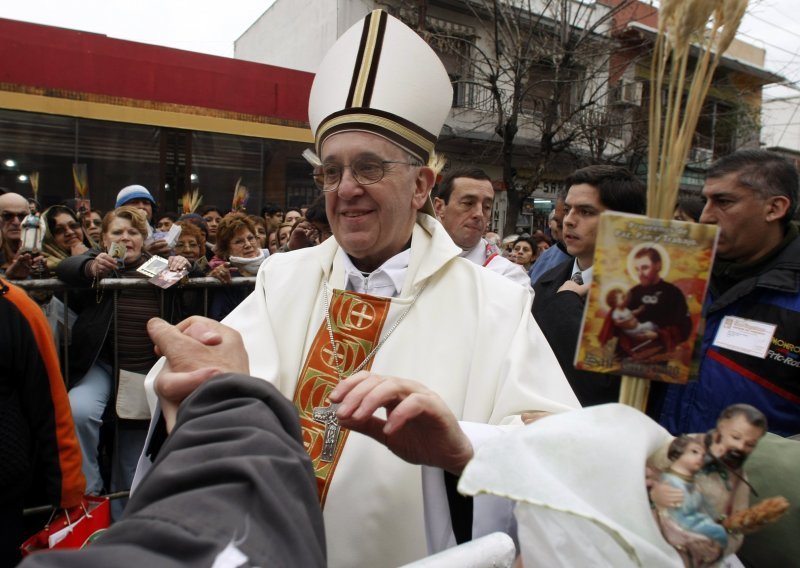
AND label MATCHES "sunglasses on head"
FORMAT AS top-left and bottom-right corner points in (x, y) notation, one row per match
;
(1, 211), (27, 223)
